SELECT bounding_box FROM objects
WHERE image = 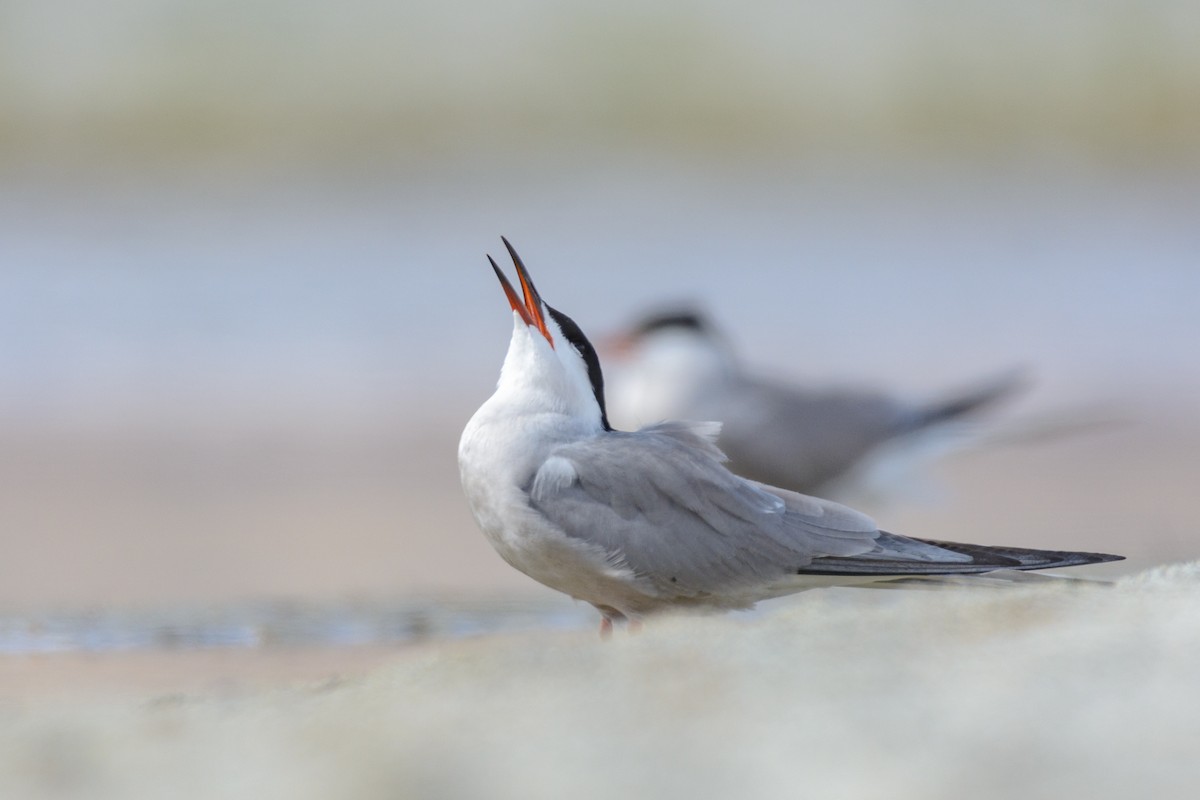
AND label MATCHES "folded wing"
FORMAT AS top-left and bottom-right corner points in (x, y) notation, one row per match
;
(528, 420), (1120, 599)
